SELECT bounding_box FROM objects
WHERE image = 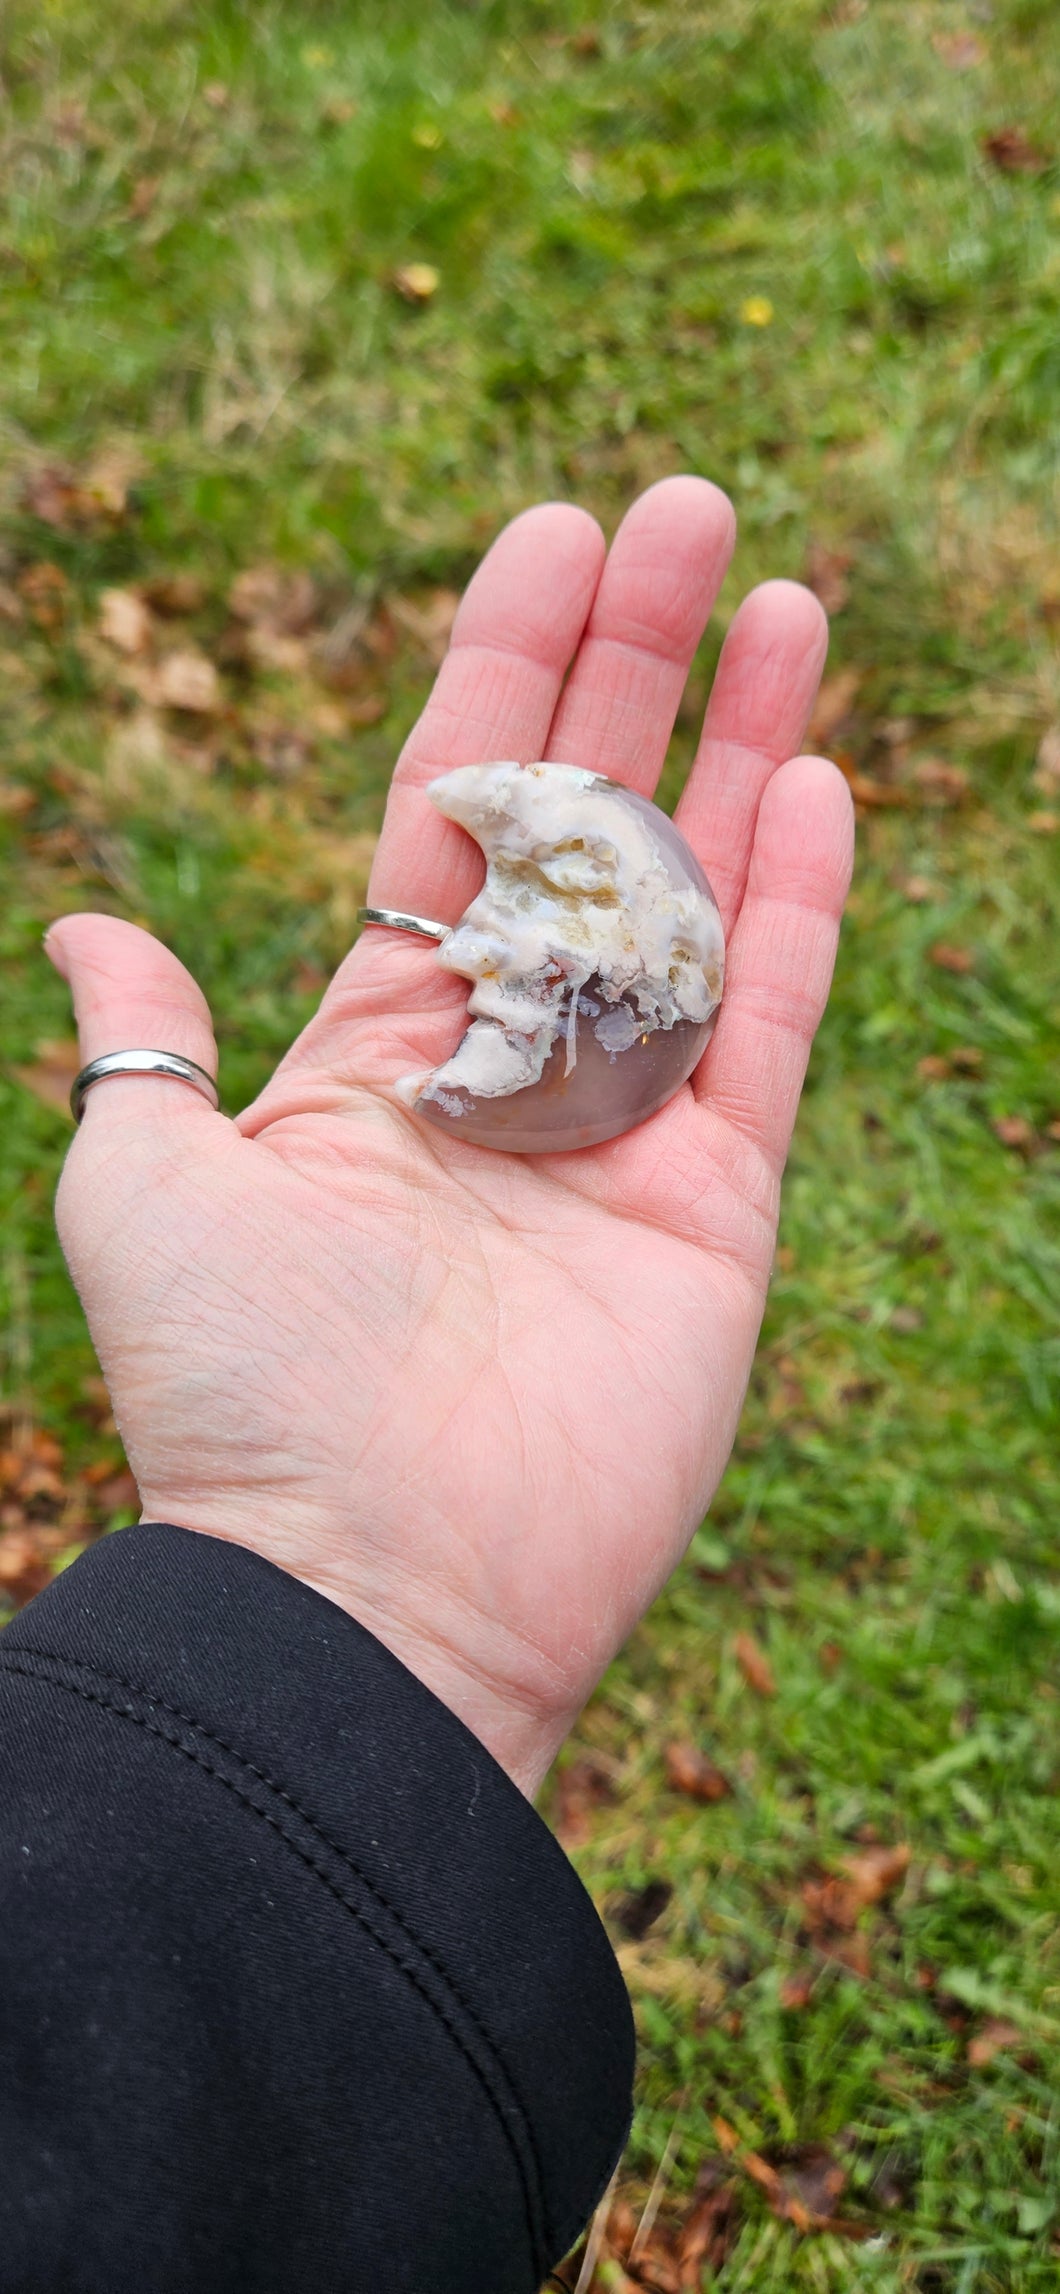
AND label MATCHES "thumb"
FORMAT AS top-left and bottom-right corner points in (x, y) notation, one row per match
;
(45, 913), (219, 1134)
